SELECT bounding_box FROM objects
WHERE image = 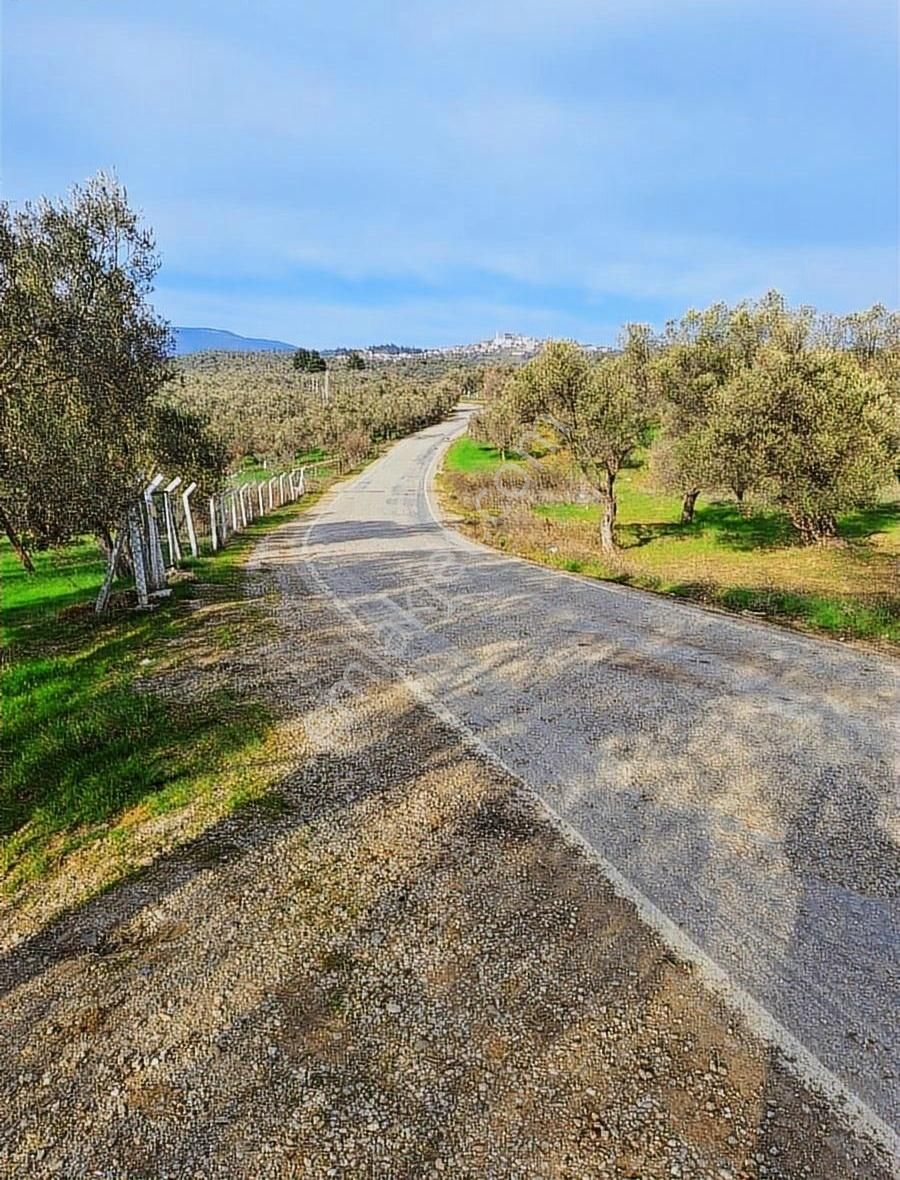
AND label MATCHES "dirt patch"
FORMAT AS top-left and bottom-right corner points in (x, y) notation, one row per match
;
(0, 517), (895, 1178)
